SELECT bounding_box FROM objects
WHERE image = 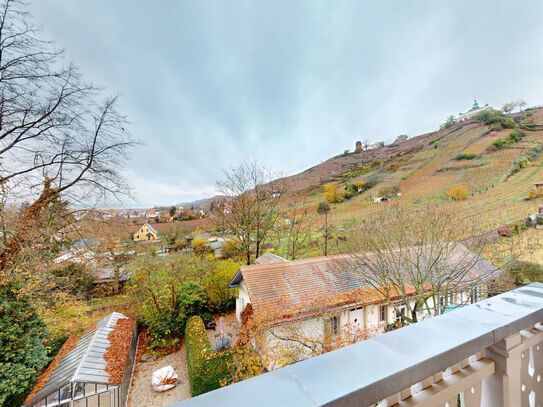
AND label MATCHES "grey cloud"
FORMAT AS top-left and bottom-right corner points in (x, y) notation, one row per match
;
(30, 0), (543, 206)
